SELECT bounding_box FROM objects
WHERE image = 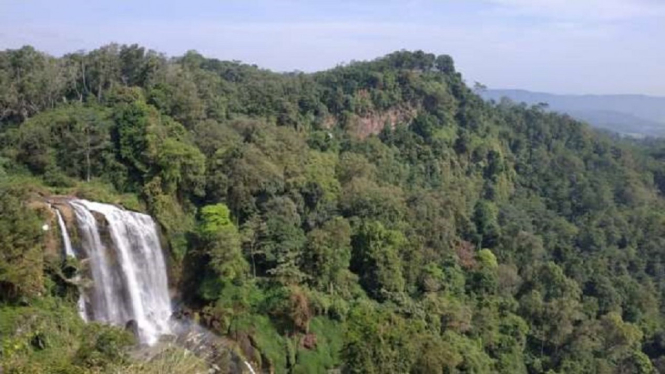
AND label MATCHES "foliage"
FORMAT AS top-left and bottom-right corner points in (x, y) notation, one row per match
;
(0, 185), (44, 301)
(3, 45), (665, 373)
